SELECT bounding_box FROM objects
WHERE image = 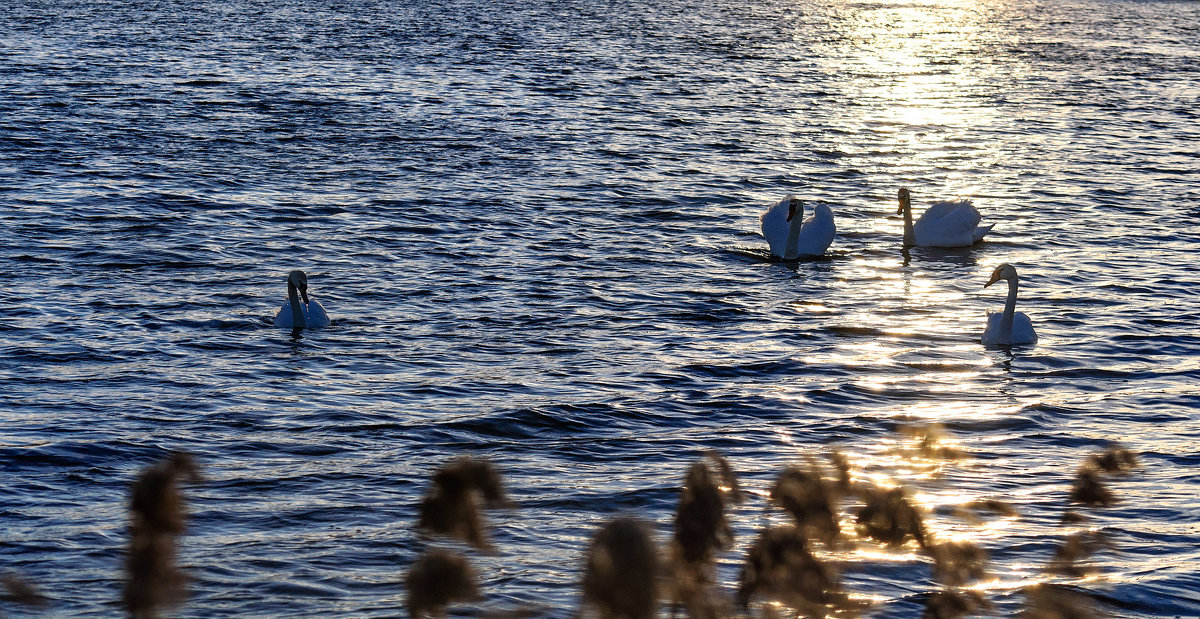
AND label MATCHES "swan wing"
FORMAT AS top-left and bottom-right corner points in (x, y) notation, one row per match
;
(972, 223), (995, 243)
(760, 195), (794, 257)
(1012, 311), (1037, 344)
(981, 311), (1037, 346)
(794, 205), (835, 256)
(272, 298), (331, 328)
(273, 301), (295, 328)
(914, 200), (981, 247)
(914, 200), (968, 226)
(306, 299), (332, 328)
(981, 312), (1003, 346)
